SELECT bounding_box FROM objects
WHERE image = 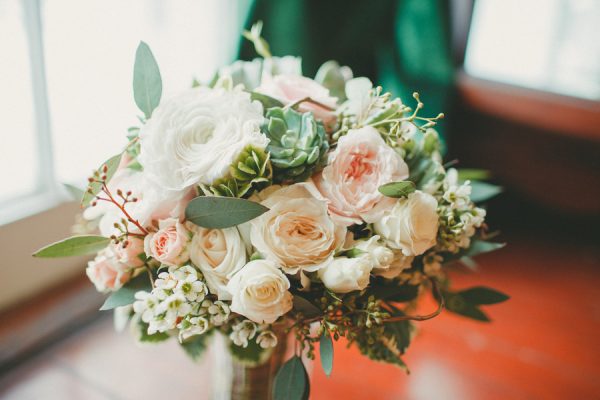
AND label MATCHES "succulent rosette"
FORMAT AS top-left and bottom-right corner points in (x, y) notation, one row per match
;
(35, 23), (508, 400)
